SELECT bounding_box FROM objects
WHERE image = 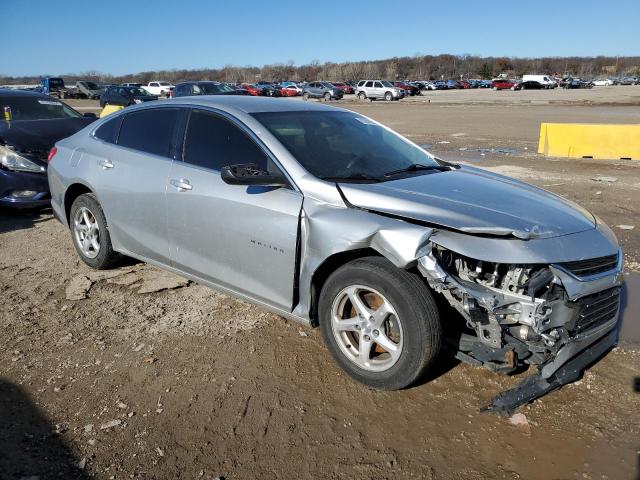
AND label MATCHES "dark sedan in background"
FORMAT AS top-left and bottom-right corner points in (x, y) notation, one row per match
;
(0, 89), (96, 208)
(99, 86), (158, 107)
(171, 81), (249, 97)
